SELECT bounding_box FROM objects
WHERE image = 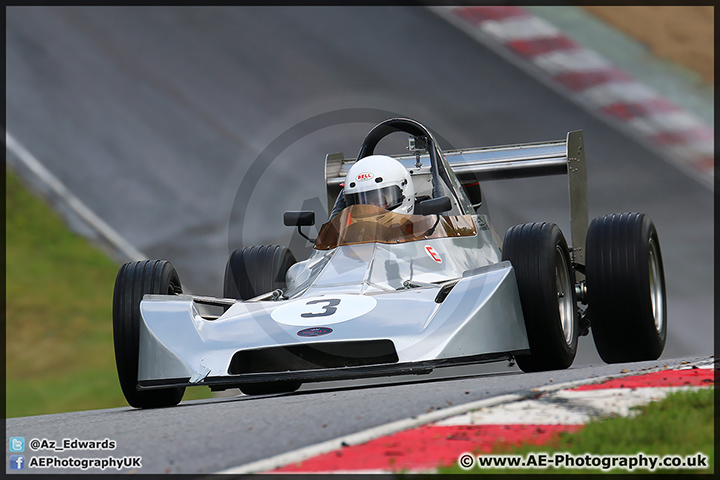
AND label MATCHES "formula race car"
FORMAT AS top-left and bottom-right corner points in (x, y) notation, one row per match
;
(113, 118), (667, 408)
